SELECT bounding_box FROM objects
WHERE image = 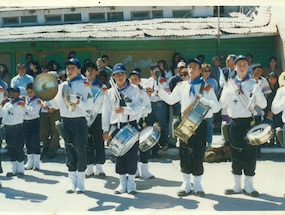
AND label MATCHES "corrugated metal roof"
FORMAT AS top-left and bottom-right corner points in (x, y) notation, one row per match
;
(271, 5), (285, 41)
(0, 6), (278, 42)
